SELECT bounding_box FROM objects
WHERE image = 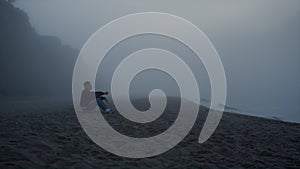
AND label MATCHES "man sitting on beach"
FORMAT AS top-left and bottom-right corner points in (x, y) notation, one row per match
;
(80, 81), (112, 113)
